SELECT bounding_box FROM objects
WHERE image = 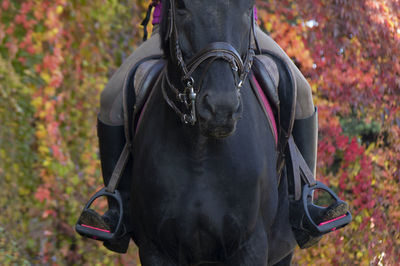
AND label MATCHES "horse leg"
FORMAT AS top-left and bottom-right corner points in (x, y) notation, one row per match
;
(138, 242), (178, 266)
(271, 252), (293, 266)
(225, 219), (268, 266)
